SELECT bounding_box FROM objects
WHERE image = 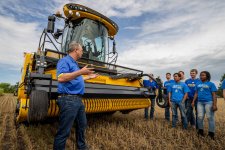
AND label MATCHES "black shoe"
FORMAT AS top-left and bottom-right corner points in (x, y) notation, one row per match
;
(198, 129), (204, 137)
(208, 132), (215, 140)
